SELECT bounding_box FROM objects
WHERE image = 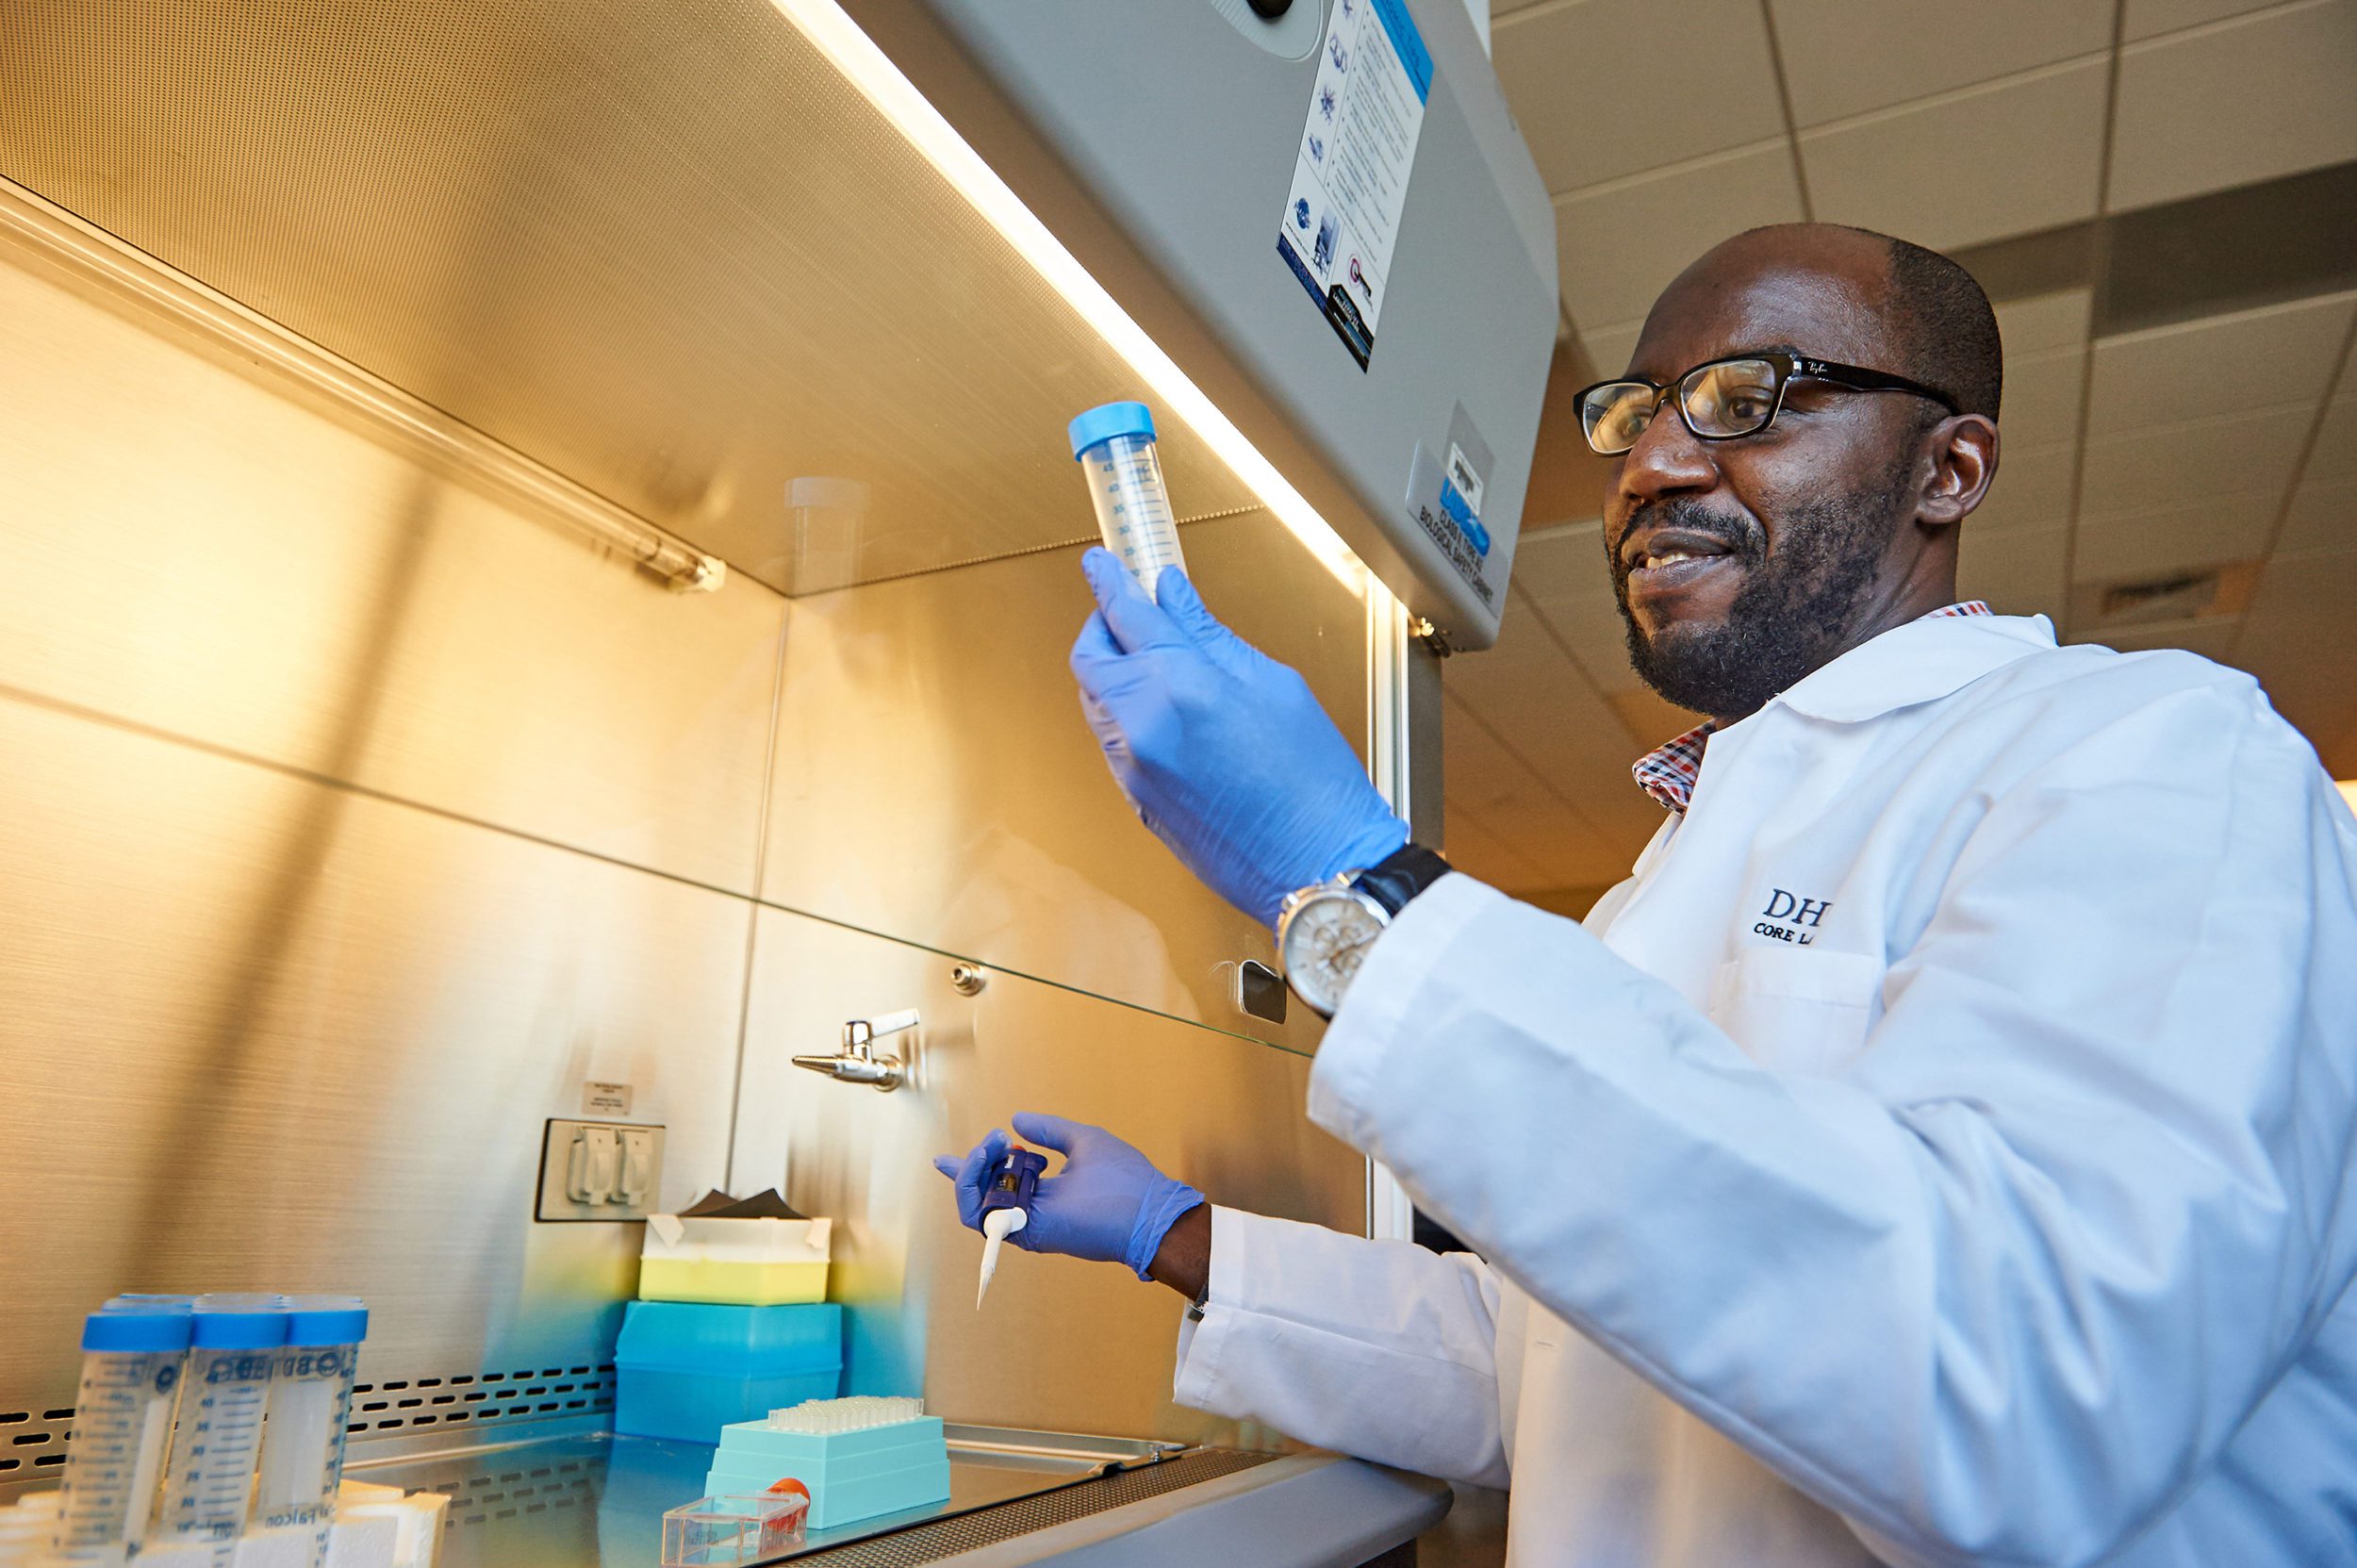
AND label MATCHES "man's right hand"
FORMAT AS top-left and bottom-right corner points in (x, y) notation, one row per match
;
(932, 1112), (1205, 1282)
